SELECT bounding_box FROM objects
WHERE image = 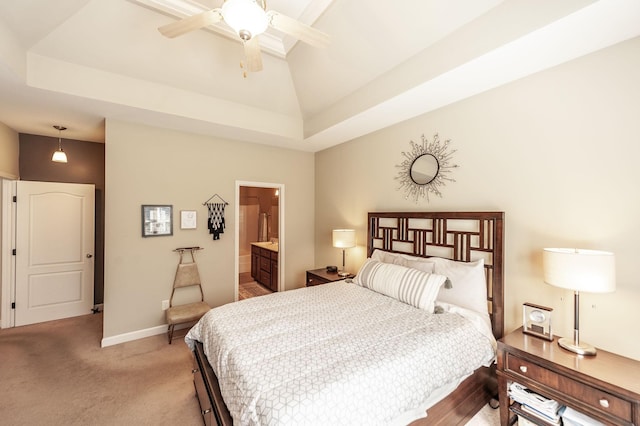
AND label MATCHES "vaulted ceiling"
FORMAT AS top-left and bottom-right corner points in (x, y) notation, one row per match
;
(0, 0), (639, 152)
